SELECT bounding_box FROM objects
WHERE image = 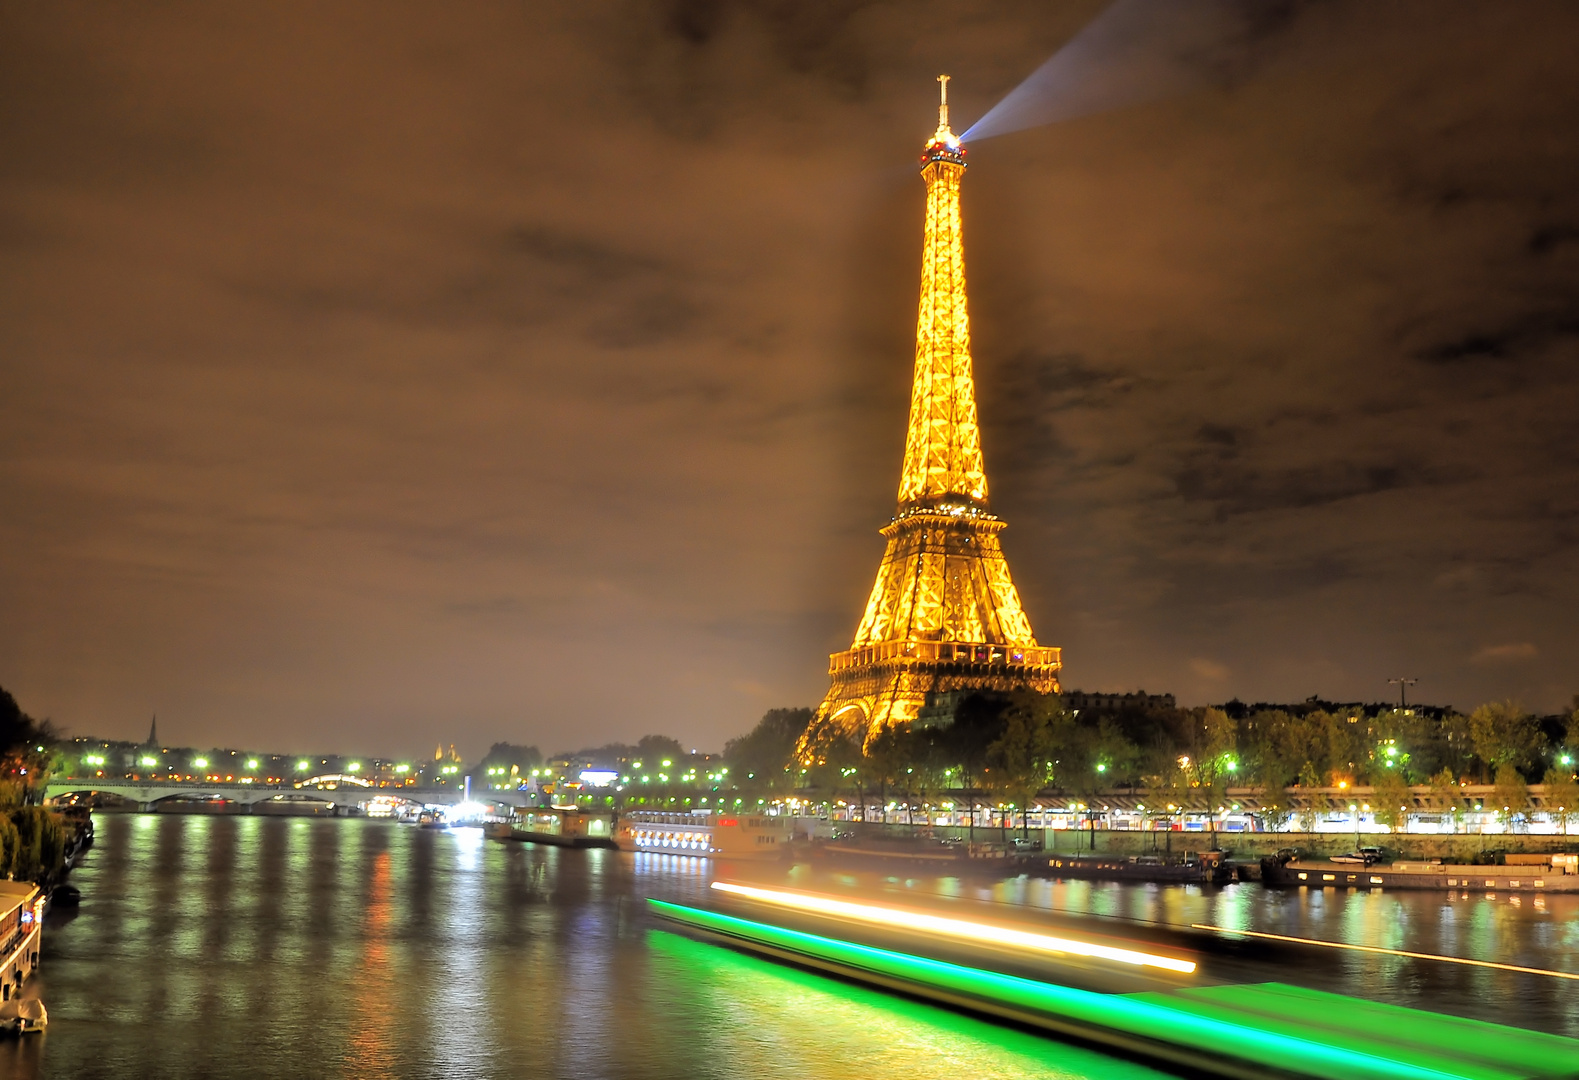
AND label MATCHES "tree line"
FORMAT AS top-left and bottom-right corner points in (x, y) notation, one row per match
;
(0, 686), (72, 881)
(718, 693), (1579, 828)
